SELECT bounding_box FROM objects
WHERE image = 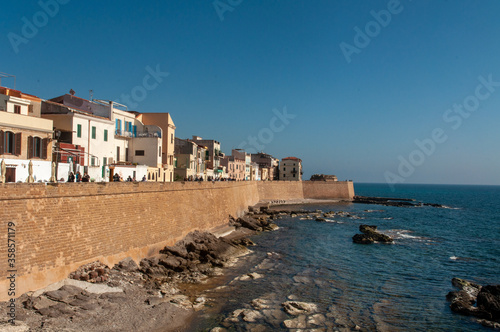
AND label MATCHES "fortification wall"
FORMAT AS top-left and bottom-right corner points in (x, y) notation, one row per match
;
(0, 182), (259, 299)
(0, 180), (354, 300)
(303, 181), (355, 200)
(257, 181), (304, 201)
